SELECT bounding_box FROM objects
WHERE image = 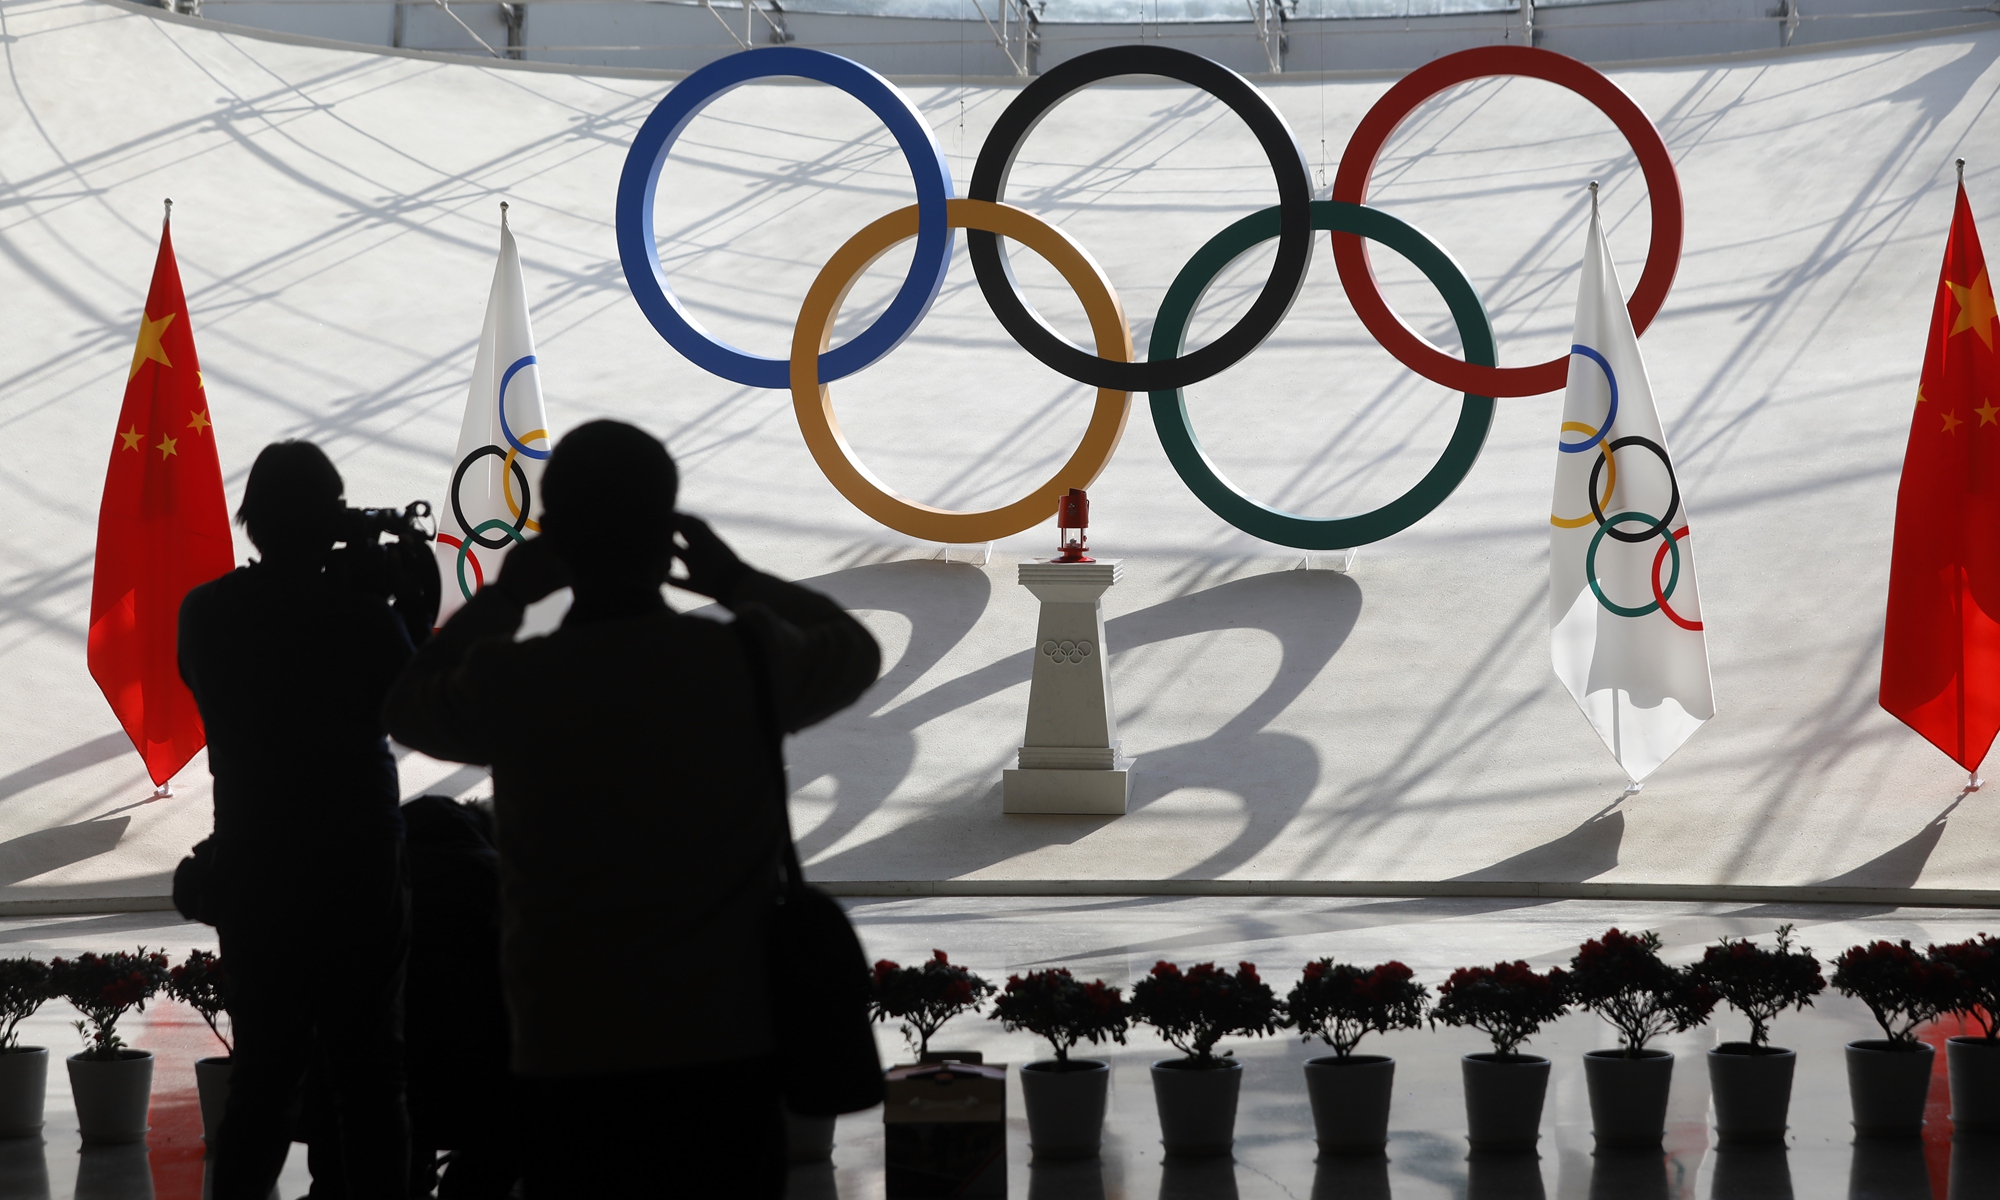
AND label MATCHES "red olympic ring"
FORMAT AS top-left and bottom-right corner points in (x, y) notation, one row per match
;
(437, 532), (484, 592)
(1330, 45), (1684, 398)
(1651, 526), (1701, 631)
